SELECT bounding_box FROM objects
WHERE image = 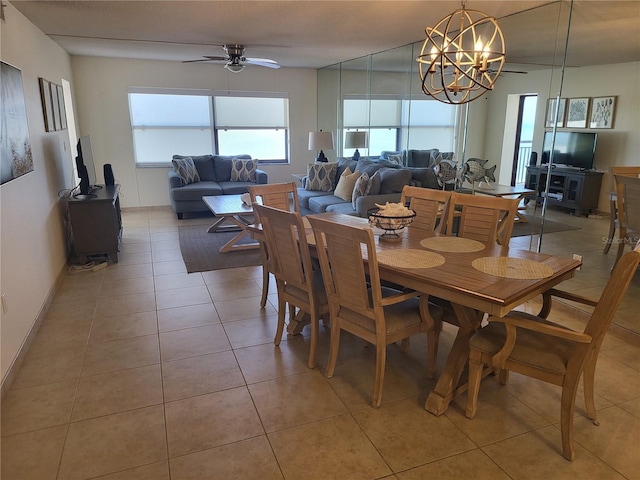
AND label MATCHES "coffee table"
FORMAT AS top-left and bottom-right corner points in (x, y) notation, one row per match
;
(457, 184), (534, 223)
(202, 195), (260, 253)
